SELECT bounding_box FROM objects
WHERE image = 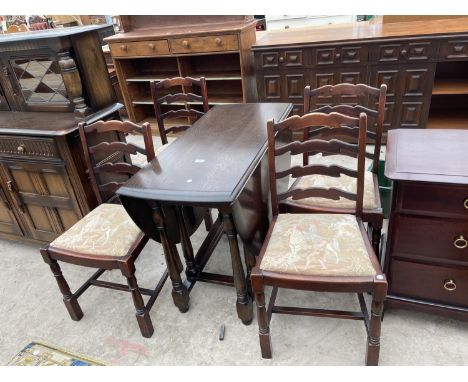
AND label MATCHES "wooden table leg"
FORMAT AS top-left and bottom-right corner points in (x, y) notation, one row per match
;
(220, 208), (253, 325)
(153, 204), (189, 313)
(175, 205), (198, 281)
